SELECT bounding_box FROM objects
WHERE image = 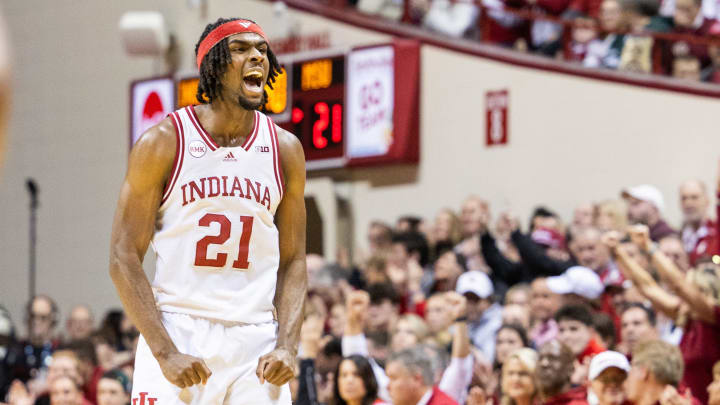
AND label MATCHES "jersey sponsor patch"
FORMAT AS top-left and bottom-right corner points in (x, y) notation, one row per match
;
(188, 140), (207, 158)
(223, 151), (237, 162)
